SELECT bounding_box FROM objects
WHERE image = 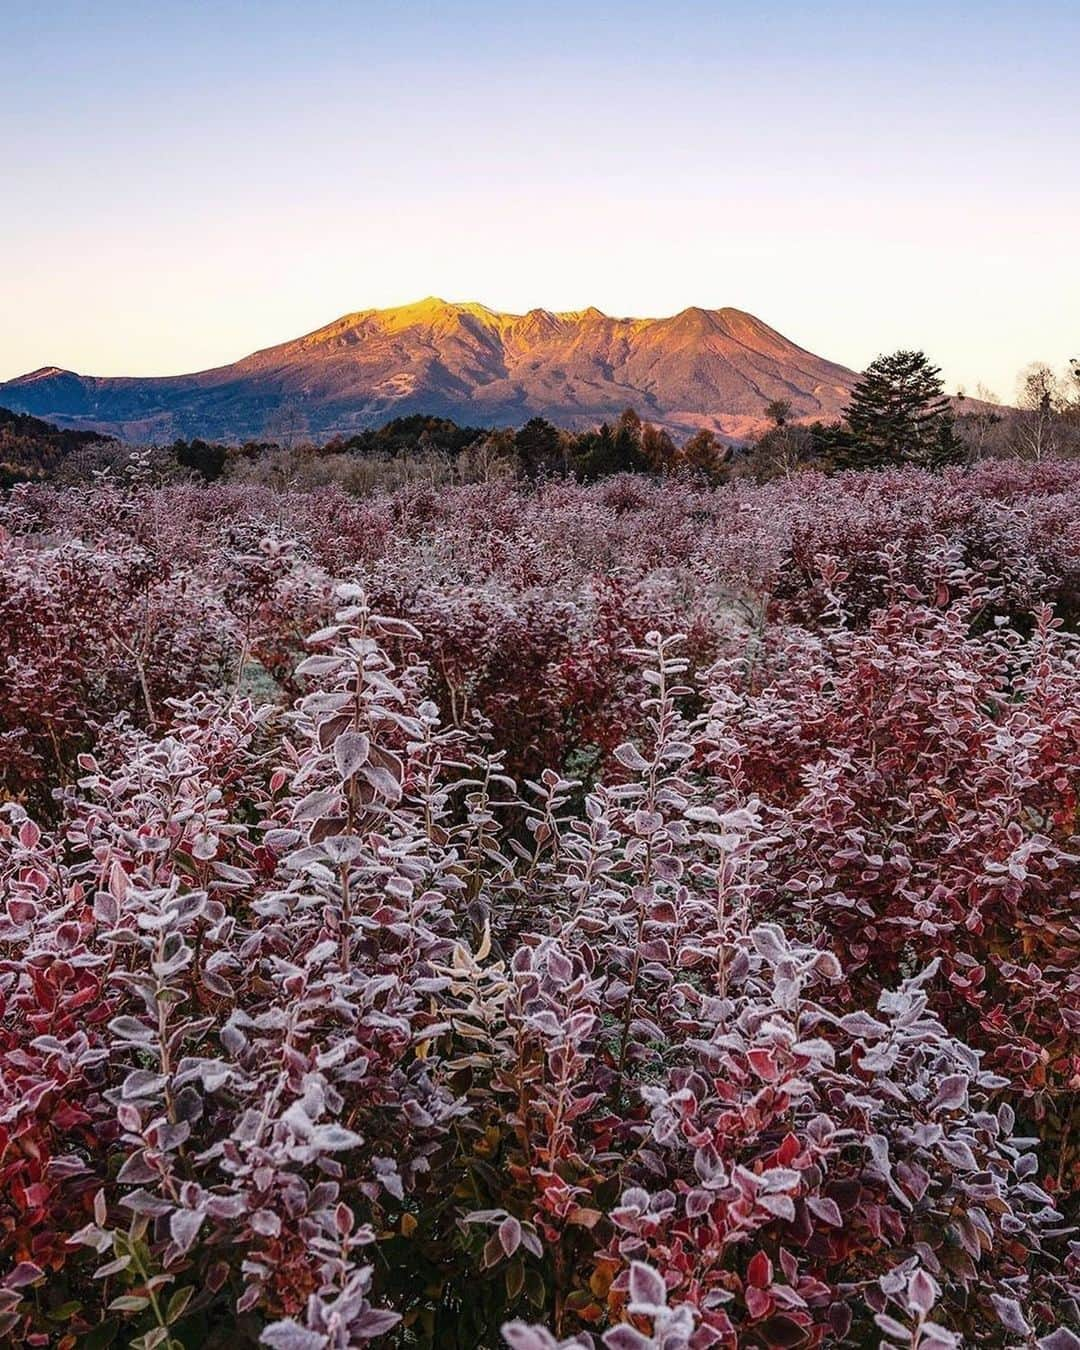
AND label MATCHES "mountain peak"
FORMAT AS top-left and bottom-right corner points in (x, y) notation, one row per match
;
(0, 299), (858, 443)
(391, 296), (498, 320)
(8, 365), (79, 384)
